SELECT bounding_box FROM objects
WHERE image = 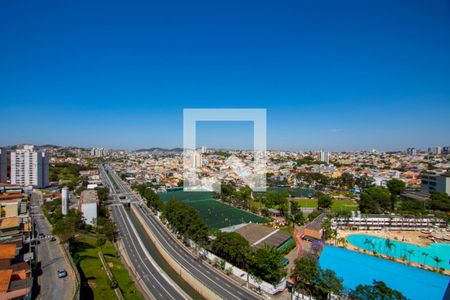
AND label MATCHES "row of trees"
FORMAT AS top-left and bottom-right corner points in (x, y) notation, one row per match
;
(162, 200), (209, 245)
(134, 184), (164, 211)
(210, 232), (286, 284)
(296, 172), (373, 191)
(135, 185), (289, 285)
